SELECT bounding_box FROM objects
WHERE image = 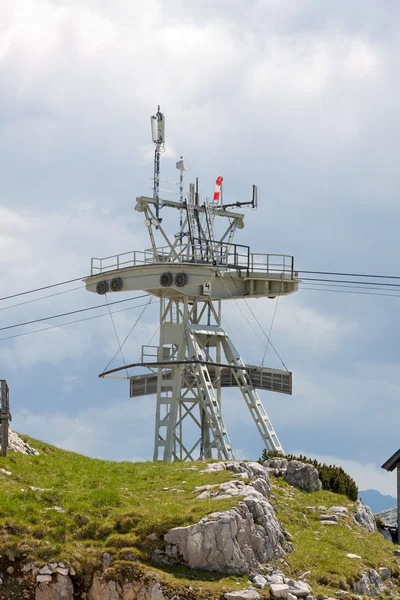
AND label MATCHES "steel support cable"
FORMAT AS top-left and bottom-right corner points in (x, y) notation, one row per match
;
(0, 285), (84, 312)
(0, 276), (88, 302)
(103, 296), (155, 374)
(218, 276), (268, 348)
(227, 274), (289, 372)
(261, 281), (282, 368)
(296, 269), (400, 280)
(0, 294), (151, 332)
(104, 294), (129, 377)
(300, 276), (400, 288)
(0, 300), (155, 343)
(300, 286), (400, 298)
(299, 281), (400, 293)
